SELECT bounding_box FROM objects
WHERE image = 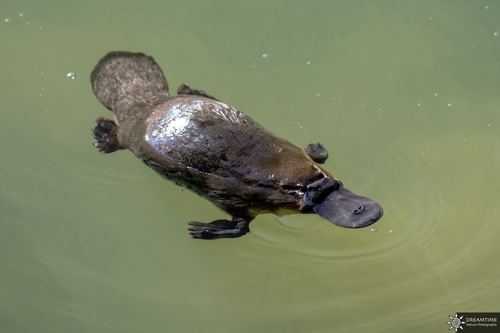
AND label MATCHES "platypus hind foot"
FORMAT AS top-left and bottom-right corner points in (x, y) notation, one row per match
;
(92, 117), (124, 153)
(188, 218), (251, 239)
(177, 83), (219, 101)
